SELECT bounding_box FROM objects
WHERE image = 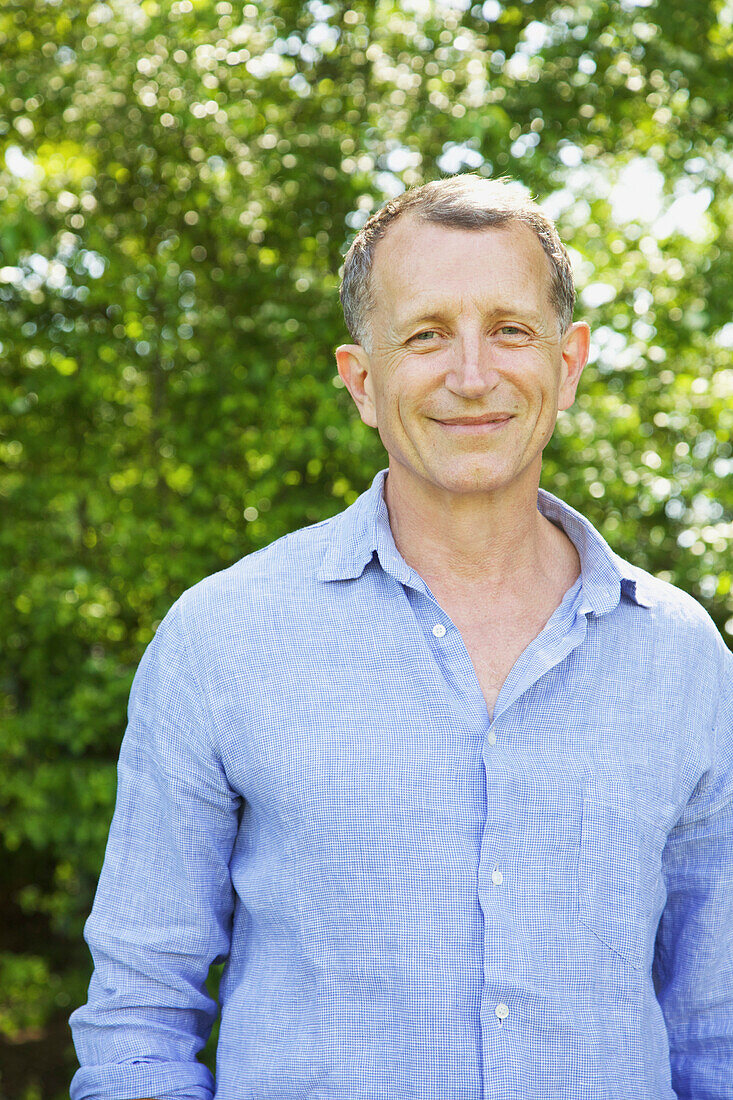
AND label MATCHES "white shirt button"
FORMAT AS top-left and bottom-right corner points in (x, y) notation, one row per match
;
(487, 730), (497, 746)
(495, 1003), (509, 1021)
(491, 869), (503, 885)
(432, 623), (446, 638)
